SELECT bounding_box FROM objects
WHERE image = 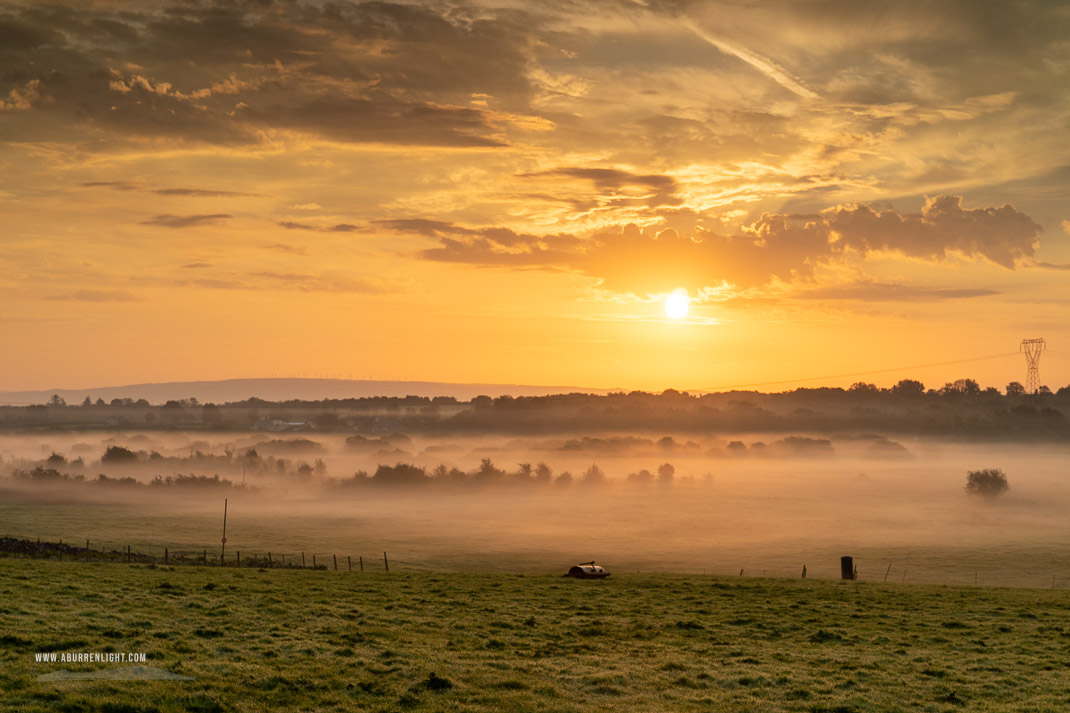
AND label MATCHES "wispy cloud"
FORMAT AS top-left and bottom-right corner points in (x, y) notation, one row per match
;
(141, 214), (231, 228)
(278, 221), (359, 233)
(48, 290), (142, 302)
